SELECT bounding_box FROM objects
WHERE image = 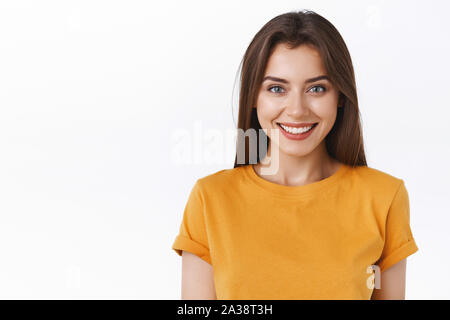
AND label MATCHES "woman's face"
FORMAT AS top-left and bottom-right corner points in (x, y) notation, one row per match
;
(255, 43), (341, 158)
